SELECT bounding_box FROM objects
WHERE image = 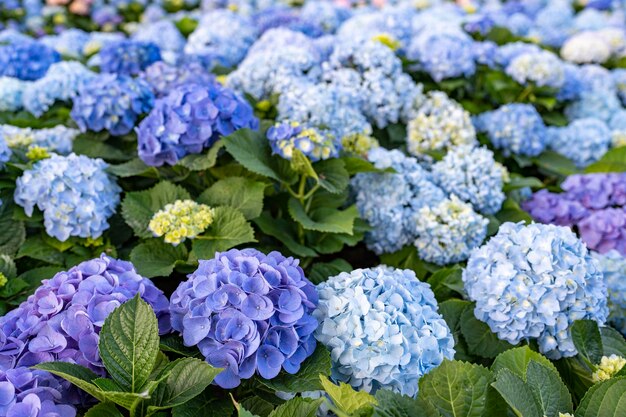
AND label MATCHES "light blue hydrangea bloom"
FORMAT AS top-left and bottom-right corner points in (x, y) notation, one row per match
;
(14, 153), (121, 241)
(565, 91), (621, 124)
(561, 32), (612, 64)
(609, 110), (626, 147)
(22, 61), (95, 117)
(414, 195), (488, 265)
(612, 69), (626, 104)
(578, 65), (616, 95)
(463, 222), (608, 359)
(432, 145), (507, 215)
(40, 28), (90, 59)
(0, 133), (12, 169)
(592, 250), (626, 335)
(351, 147), (445, 254)
(557, 63), (584, 102)
(505, 50), (565, 89)
(548, 118), (612, 168)
(0, 124), (77, 154)
(494, 42), (542, 67)
(474, 104), (547, 157)
(133, 20), (186, 64)
(314, 266), (455, 397)
(300, 1), (352, 33)
(0, 77), (27, 112)
(335, 6), (414, 48)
